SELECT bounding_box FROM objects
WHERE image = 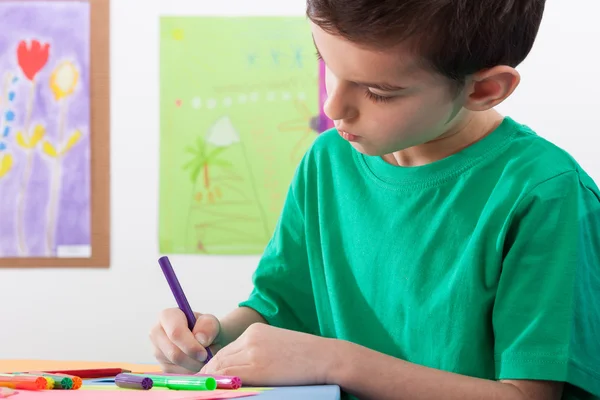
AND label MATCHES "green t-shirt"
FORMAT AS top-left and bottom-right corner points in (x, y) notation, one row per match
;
(239, 116), (600, 399)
